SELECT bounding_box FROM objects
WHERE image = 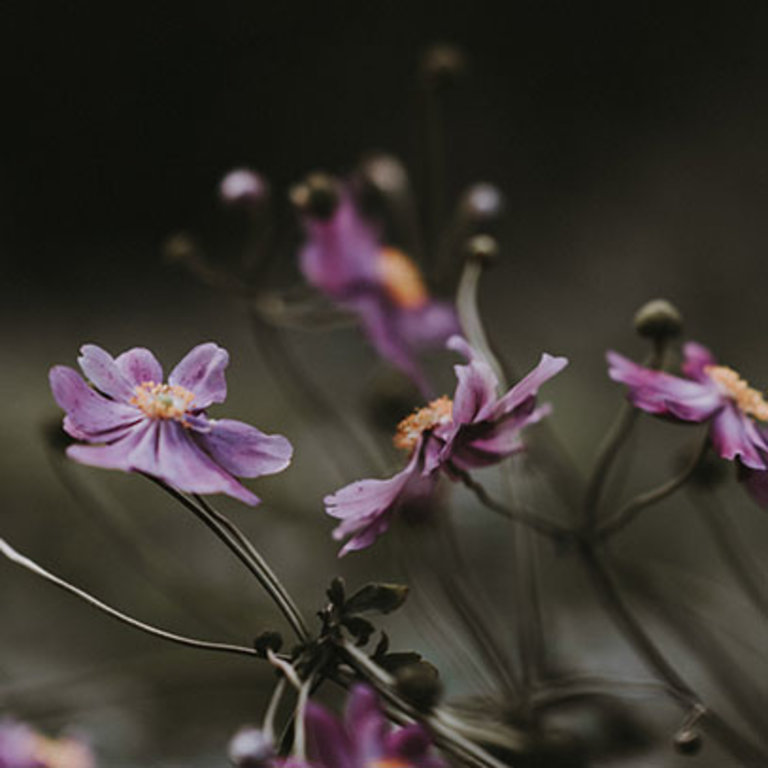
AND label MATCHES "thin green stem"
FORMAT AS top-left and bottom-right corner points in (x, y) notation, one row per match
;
(148, 477), (310, 642)
(450, 463), (570, 541)
(0, 536), (259, 660)
(596, 434), (709, 540)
